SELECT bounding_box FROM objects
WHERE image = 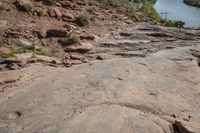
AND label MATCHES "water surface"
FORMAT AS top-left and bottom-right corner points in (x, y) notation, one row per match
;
(154, 0), (200, 27)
